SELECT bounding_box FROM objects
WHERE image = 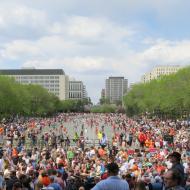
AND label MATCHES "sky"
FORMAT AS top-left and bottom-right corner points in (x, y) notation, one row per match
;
(0, 0), (190, 103)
